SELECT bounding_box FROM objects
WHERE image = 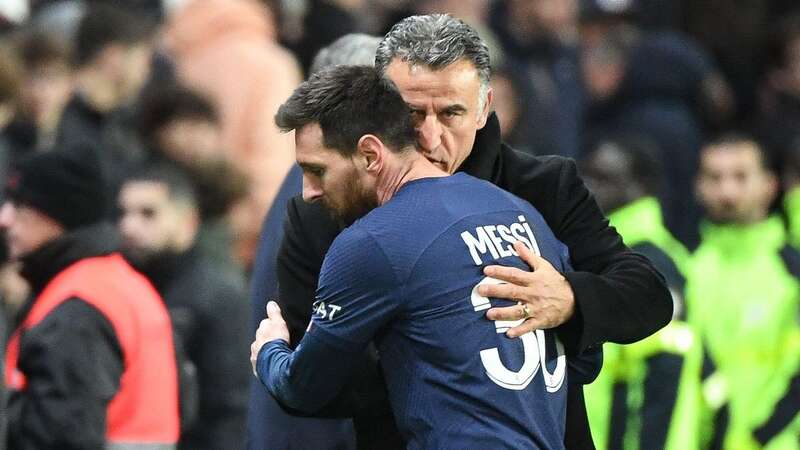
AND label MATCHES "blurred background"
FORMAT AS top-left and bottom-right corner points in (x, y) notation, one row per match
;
(0, 1), (798, 449)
